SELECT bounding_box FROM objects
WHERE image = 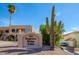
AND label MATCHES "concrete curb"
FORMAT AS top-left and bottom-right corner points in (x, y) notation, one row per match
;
(63, 49), (74, 55)
(74, 51), (79, 55)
